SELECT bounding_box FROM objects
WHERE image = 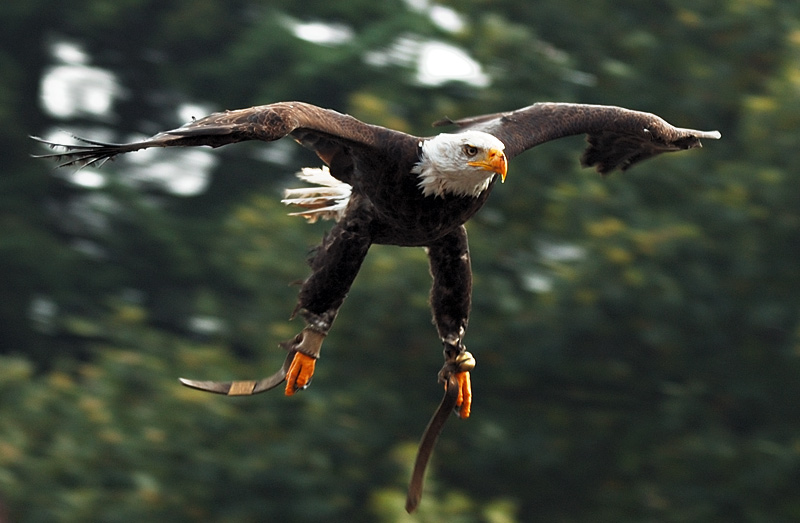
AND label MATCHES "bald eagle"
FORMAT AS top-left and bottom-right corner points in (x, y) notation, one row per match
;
(32, 101), (720, 511)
